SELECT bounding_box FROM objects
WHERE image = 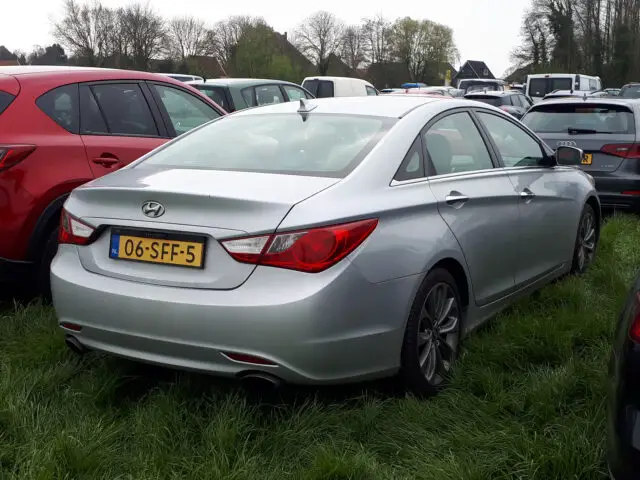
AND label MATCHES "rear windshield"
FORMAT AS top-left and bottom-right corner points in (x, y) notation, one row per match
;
(528, 77), (573, 97)
(302, 80), (334, 98)
(620, 85), (640, 98)
(0, 91), (15, 115)
(466, 96), (505, 106)
(141, 113), (395, 178)
(193, 85), (229, 111)
(461, 81), (501, 93)
(522, 103), (635, 134)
